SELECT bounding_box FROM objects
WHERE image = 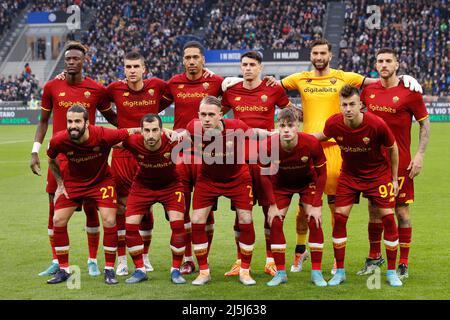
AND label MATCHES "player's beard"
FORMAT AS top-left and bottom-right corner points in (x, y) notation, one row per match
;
(312, 59), (329, 71)
(380, 68), (395, 80)
(69, 125), (86, 141)
(145, 137), (159, 147)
